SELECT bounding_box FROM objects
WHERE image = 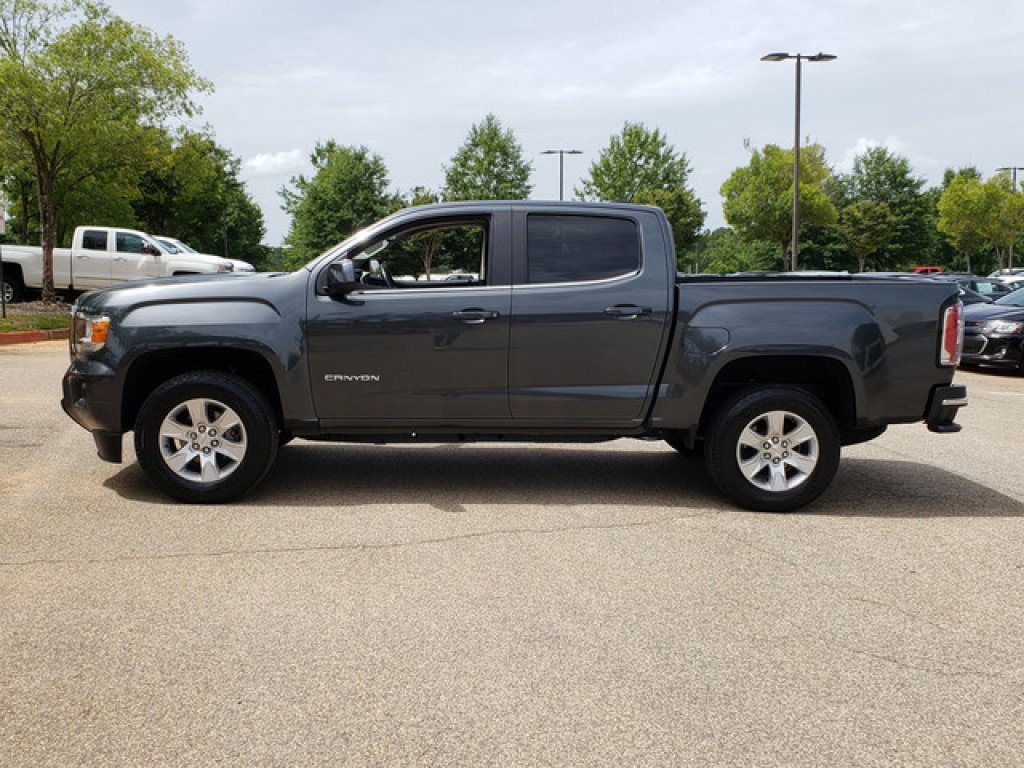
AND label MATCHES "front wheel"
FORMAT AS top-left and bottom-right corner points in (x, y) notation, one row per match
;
(2, 272), (24, 304)
(705, 386), (840, 513)
(134, 371), (279, 503)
